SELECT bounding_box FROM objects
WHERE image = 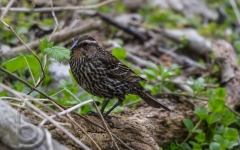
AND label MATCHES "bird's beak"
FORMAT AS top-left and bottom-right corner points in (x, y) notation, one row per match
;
(70, 41), (78, 51)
